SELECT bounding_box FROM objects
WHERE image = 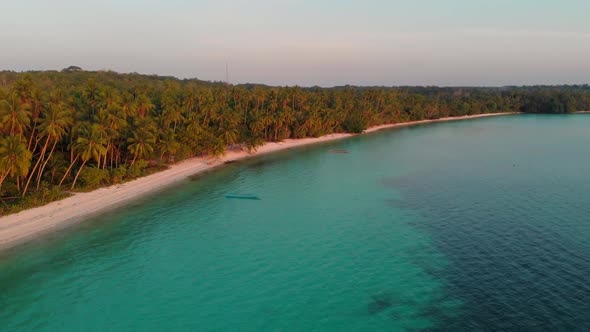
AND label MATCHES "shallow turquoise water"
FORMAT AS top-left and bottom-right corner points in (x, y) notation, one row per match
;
(2, 114), (590, 331)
